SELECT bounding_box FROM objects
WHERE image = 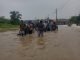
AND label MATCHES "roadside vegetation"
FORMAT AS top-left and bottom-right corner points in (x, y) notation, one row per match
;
(0, 10), (80, 31)
(0, 11), (21, 32)
(69, 14), (80, 26)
